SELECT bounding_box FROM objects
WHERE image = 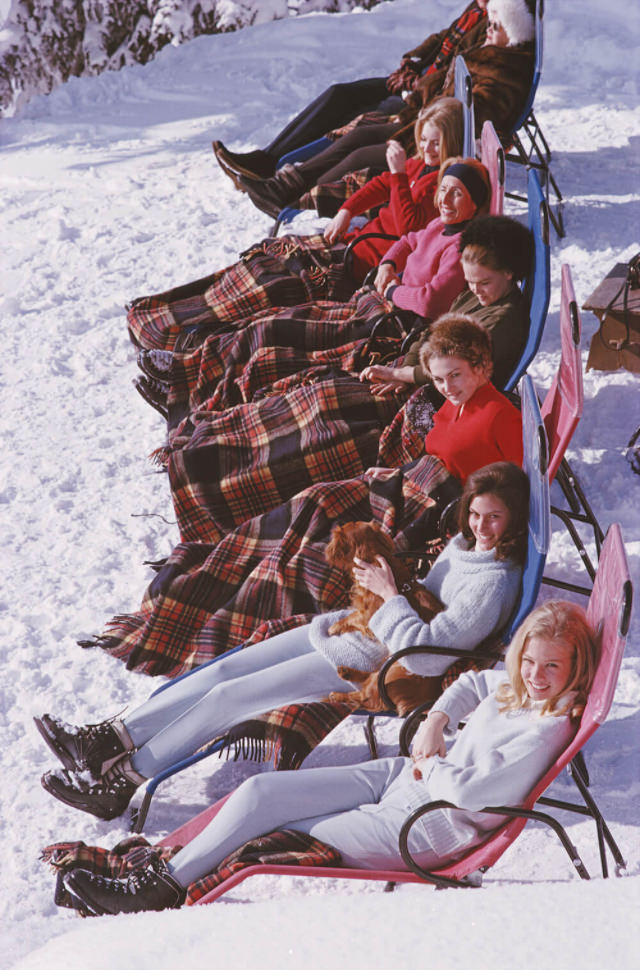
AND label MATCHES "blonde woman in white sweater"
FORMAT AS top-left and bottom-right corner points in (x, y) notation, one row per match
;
(60, 599), (600, 914)
(37, 463), (528, 822)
